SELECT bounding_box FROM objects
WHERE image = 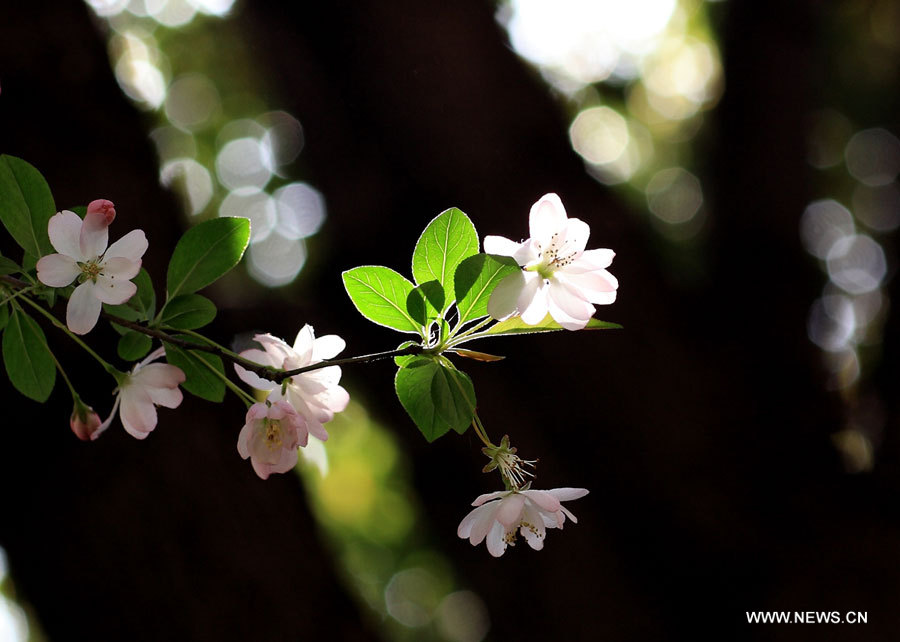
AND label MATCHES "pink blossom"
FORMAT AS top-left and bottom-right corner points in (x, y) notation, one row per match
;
(237, 401), (308, 480)
(70, 403), (102, 441)
(457, 487), (588, 557)
(95, 348), (185, 440)
(485, 193), (617, 330)
(36, 204), (147, 335)
(234, 325), (349, 440)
